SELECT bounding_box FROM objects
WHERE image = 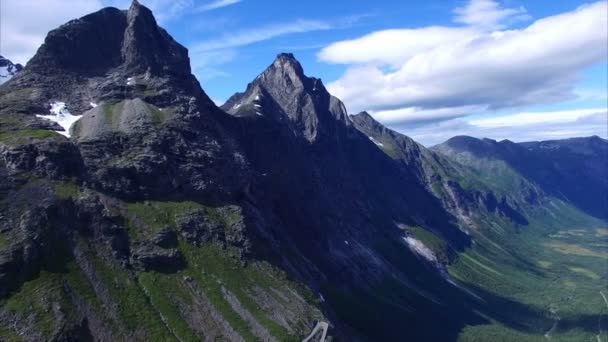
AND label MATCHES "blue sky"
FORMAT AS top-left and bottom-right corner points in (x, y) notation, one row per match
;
(1, 0), (606, 145)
